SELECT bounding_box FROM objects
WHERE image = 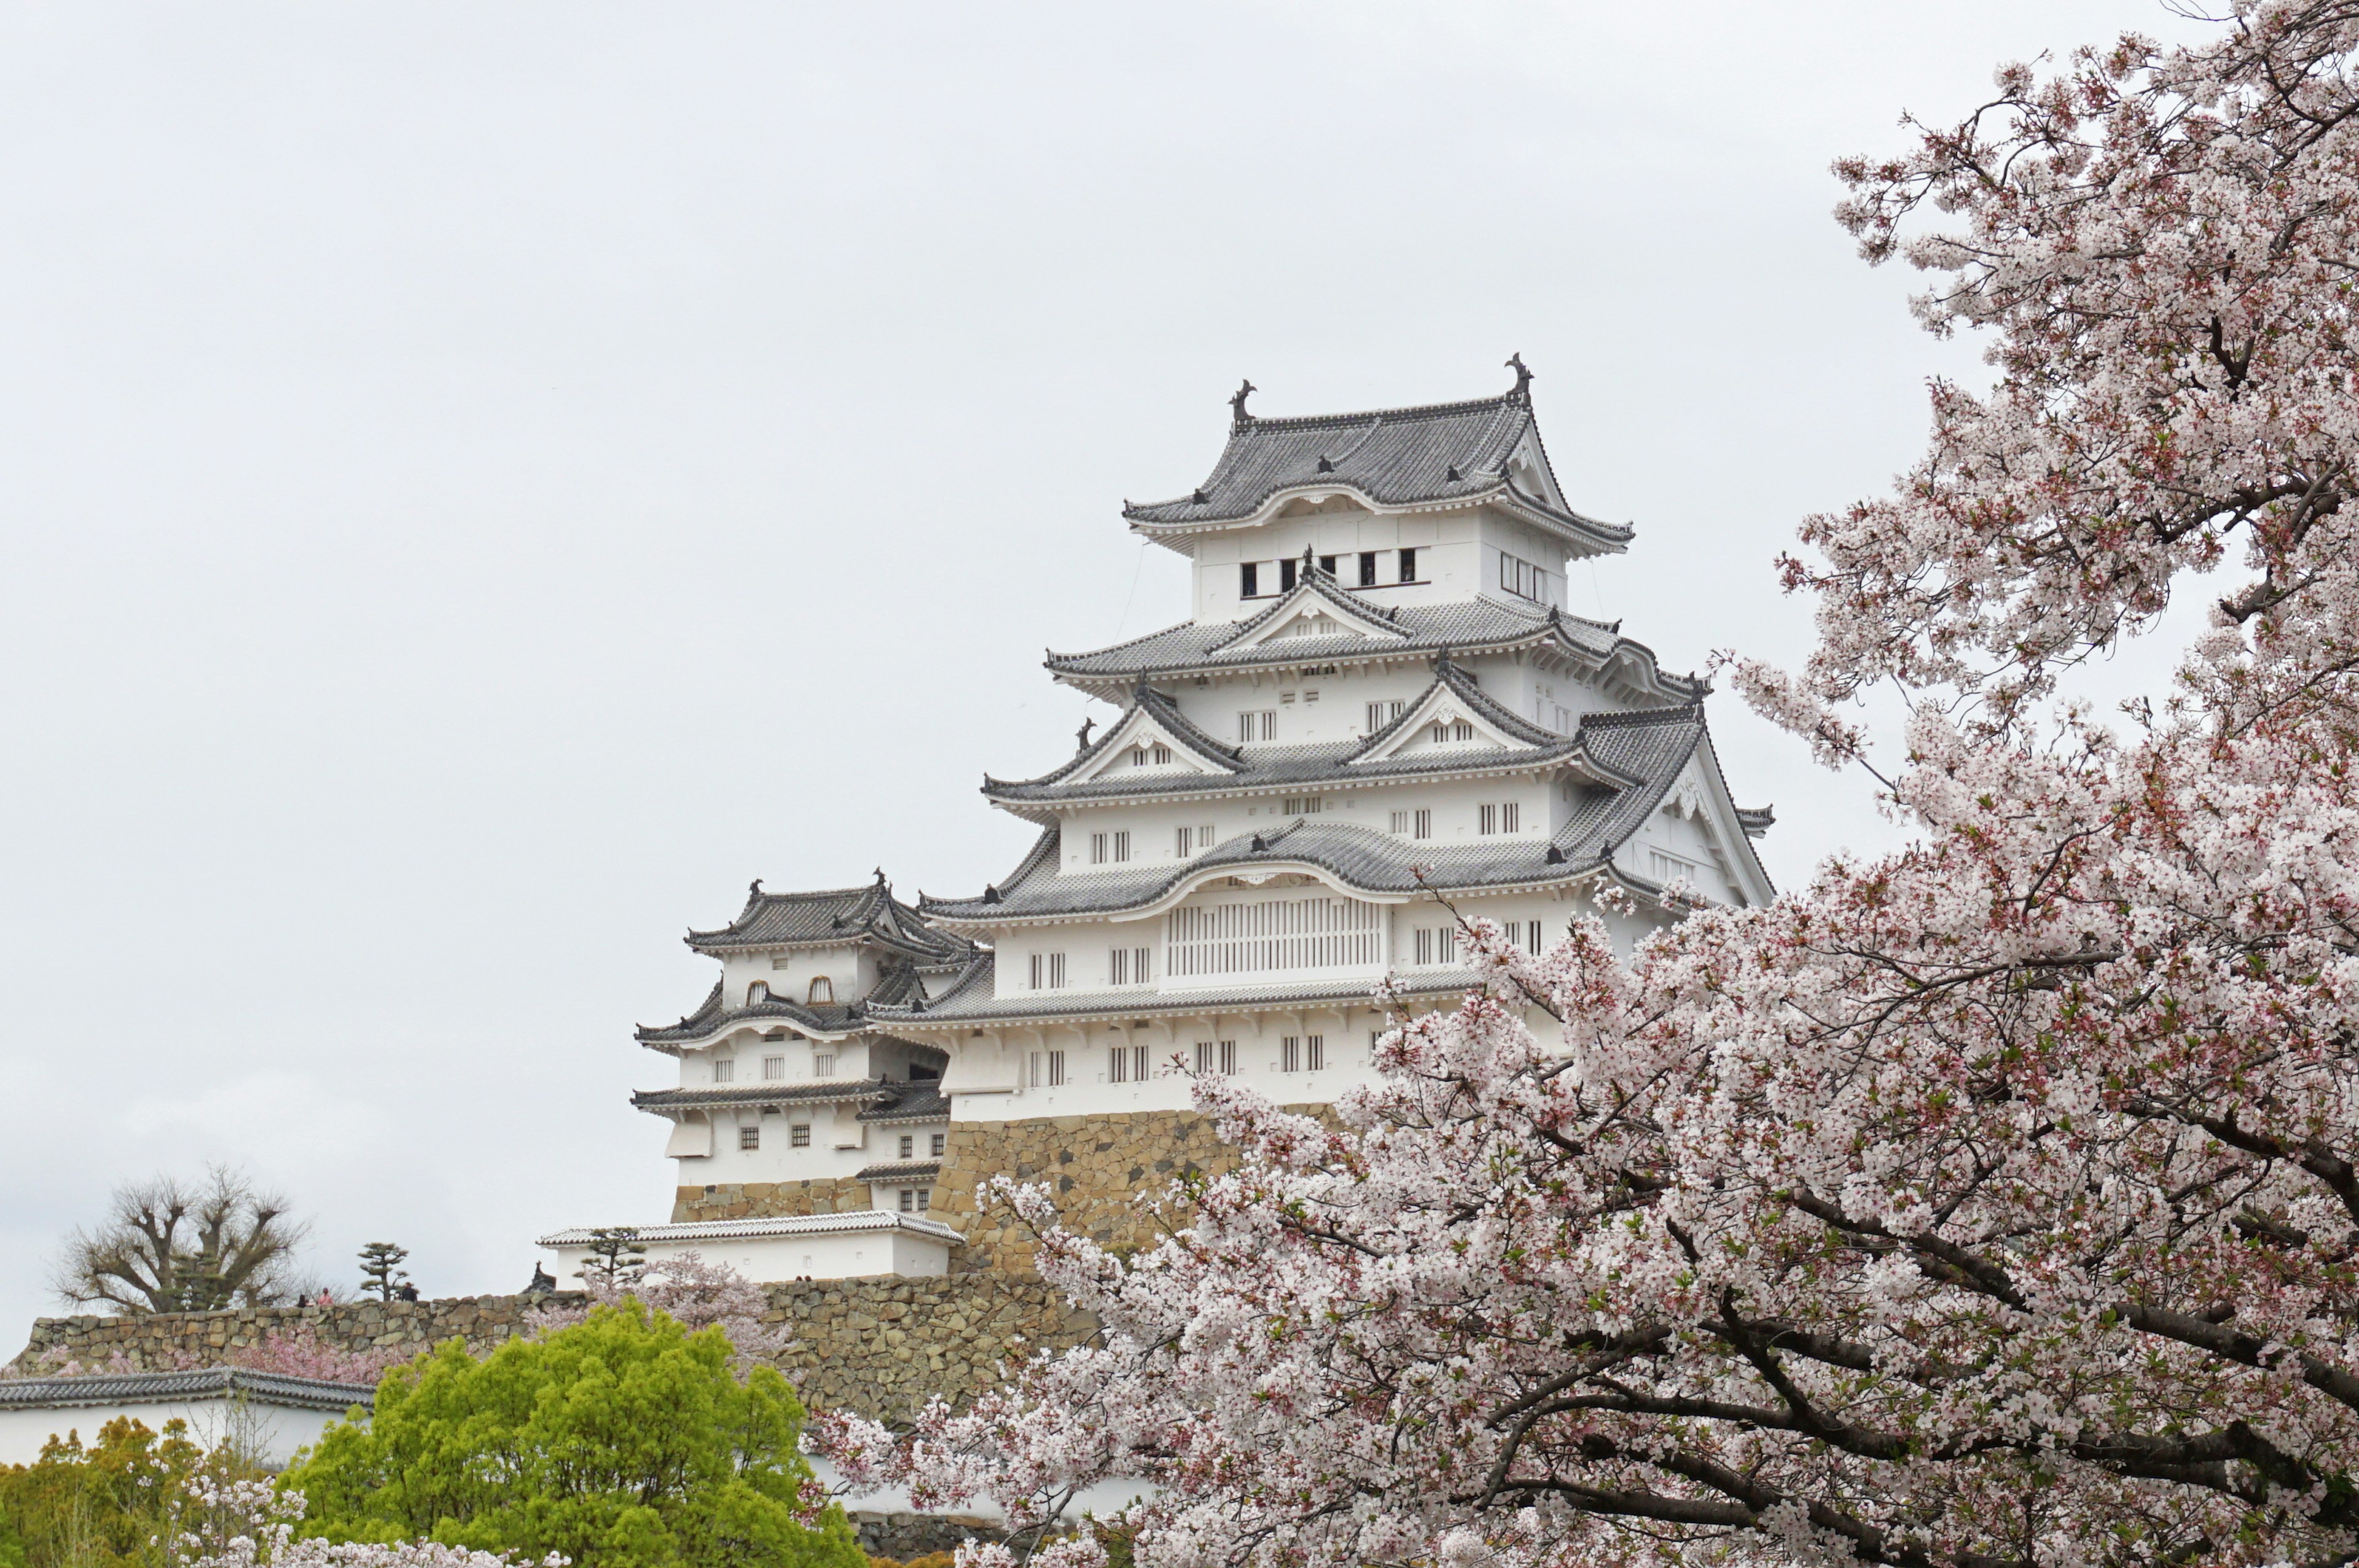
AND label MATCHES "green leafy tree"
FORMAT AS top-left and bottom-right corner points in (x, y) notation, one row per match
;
(356, 1241), (410, 1302)
(0, 1417), (259, 1568)
(283, 1299), (862, 1568)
